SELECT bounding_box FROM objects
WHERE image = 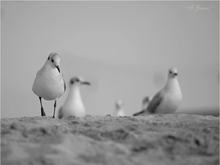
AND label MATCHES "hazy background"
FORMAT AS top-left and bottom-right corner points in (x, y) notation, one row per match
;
(1, 1), (219, 118)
